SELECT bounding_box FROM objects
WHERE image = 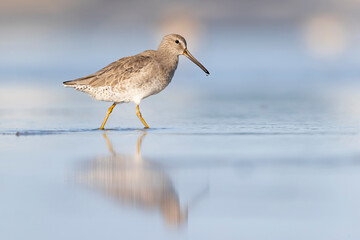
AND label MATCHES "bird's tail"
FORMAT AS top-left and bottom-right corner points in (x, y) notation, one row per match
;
(63, 80), (78, 87)
(63, 73), (98, 87)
